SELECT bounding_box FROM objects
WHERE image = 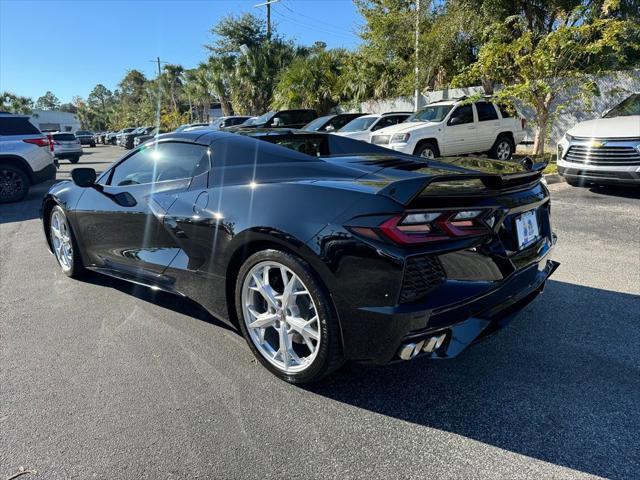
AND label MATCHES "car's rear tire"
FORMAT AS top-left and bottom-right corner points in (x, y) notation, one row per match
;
(0, 163), (30, 203)
(49, 206), (84, 278)
(235, 249), (344, 384)
(70, 156), (80, 164)
(489, 135), (514, 160)
(414, 141), (439, 160)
